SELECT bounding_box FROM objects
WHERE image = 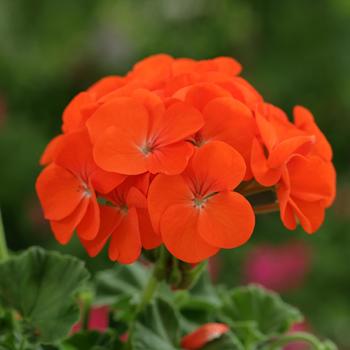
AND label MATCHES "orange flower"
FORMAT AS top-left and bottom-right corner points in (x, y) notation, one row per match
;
(251, 103), (315, 186)
(87, 97), (203, 175)
(36, 54), (336, 262)
(36, 130), (125, 244)
(251, 103), (335, 233)
(181, 323), (230, 350)
(148, 141), (255, 263)
(293, 105), (333, 161)
(278, 154), (336, 233)
(178, 84), (256, 179)
(81, 174), (161, 264)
